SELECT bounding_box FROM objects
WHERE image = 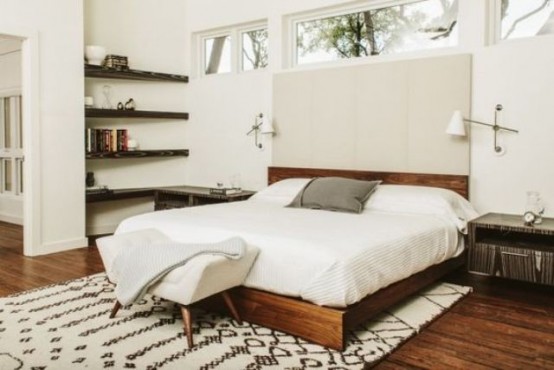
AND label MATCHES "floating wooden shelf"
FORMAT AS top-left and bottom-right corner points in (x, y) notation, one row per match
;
(85, 108), (189, 120)
(86, 188), (155, 203)
(86, 149), (189, 159)
(84, 64), (188, 83)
